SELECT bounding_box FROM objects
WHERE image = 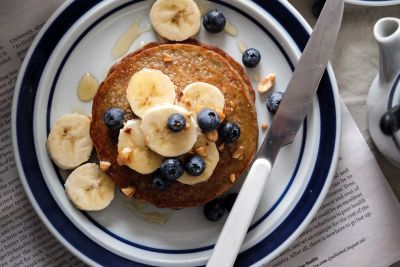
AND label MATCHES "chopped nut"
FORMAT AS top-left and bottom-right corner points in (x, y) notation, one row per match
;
(232, 145), (244, 159)
(258, 74), (276, 93)
(218, 143), (225, 151)
(162, 53), (173, 63)
(205, 130), (218, 142)
(216, 109), (225, 122)
(99, 161), (111, 171)
(229, 173), (236, 183)
(195, 146), (208, 157)
(184, 98), (191, 106)
(117, 147), (133, 165)
(124, 127), (132, 134)
(144, 136), (150, 145)
(261, 123), (268, 130)
(121, 186), (136, 198)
